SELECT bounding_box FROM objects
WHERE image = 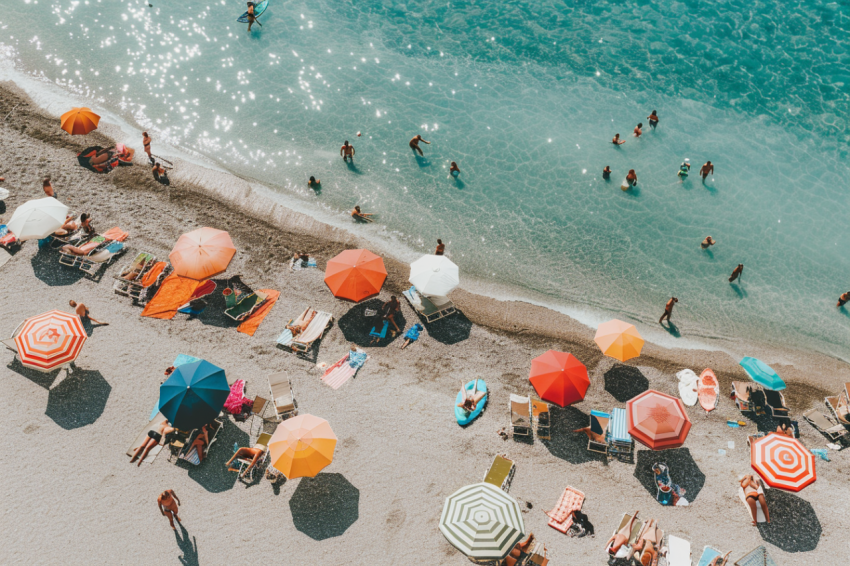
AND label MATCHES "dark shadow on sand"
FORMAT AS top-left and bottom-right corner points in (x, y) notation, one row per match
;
(541, 406), (608, 465)
(174, 523), (199, 566)
(289, 473), (360, 540)
(46, 369), (111, 429)
(31, 245), (86, 286)
(183, 421), (249, 493)
(337, 298), (405, 347)
(0, 201), (6, 215)
(633, 448), (705, 504)
(758, 490), (821, 552)
(423, 312), (472, 345)
(187, 278), (243, 329)
(730, 283), (747, 299)
(604, 365), (649, 402)
(660, 321), (681, 338)
(6, 358), (62, 389)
